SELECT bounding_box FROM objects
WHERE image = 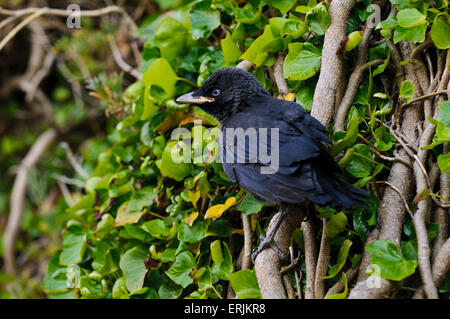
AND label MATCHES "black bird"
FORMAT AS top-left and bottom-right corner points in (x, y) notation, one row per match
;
(177, 67), (368, 262)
